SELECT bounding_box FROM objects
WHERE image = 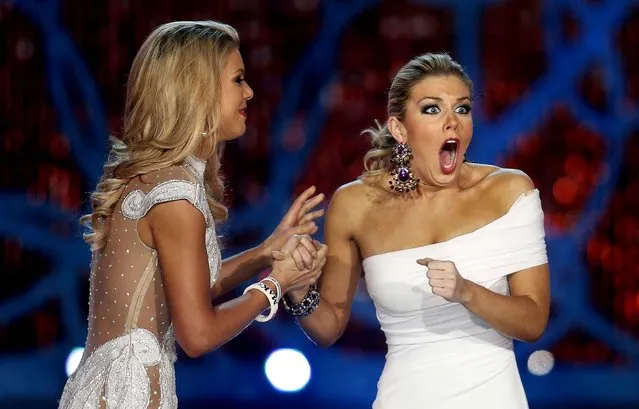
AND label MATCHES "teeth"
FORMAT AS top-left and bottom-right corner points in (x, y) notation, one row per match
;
(442, 140), (458, 152)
